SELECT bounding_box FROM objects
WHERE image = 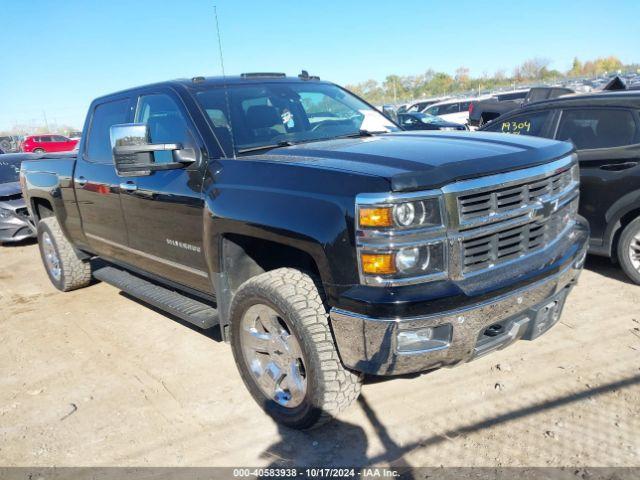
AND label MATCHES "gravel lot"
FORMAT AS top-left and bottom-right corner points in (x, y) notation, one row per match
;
(1, 241), (639, 467)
